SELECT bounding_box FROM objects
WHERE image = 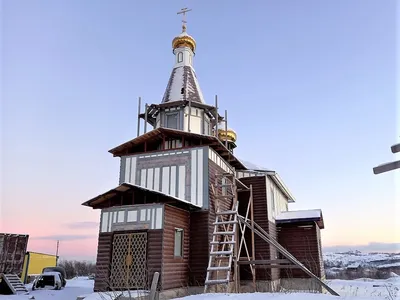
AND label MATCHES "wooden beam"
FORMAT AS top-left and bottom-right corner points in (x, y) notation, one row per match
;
(215, 95), (219, 137)
(238, 259), (290, 264)
(224, 109), (228, 148)
(237, 215), (340, 296)
(250, 184), (256, 290)
(254, 265), (300, 269)
(144, 103), (148, 133)
(373, 160), (400, 174)
(391, 143), (400, 153)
